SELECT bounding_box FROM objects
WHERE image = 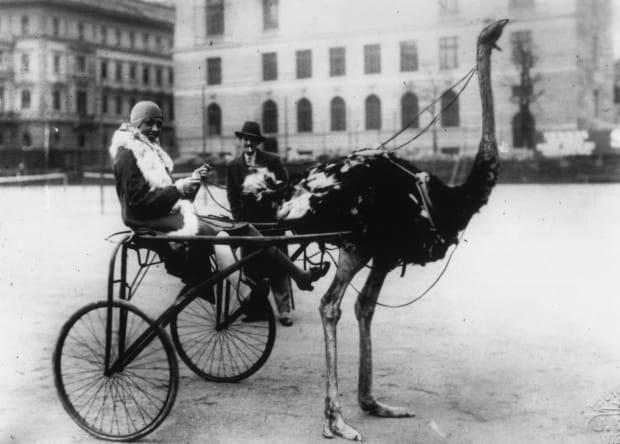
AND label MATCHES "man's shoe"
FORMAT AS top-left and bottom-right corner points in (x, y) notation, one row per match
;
(279, 313), (293, 327)
(297, 262), (331, 291)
